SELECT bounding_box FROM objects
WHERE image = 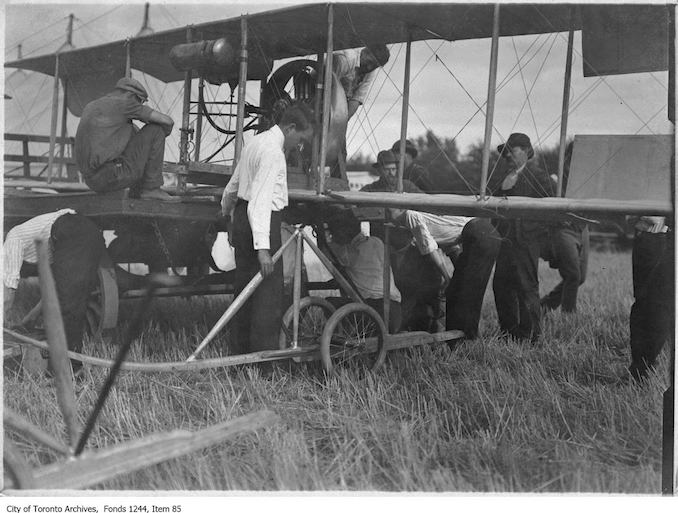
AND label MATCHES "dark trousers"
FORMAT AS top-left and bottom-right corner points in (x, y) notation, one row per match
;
(629, 231), (674, 379)
(232, 201), (283, 354)
(327, 296), (402, 334)
(493, 235), (542, 341)
(395, 246), (441, 332)
(542, 225), (589, 312)
(85, 124), (166, 194)
(50, 214), (105, 353)
(446, 218), (501, 338)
